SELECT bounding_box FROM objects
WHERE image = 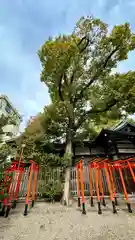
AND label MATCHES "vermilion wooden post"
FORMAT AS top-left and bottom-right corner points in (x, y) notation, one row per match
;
(35, 165), (39, 201)
(79, 160), (86, 214)
(94, 163), (102, 214)
(32, 164), (38, 207)
(118, 165), (132, 213)
(98, 168), (106, 207)
(104, 163), (117, 214)
(0, 172), (11, 216)
(127, 161), (135, 183)
(88, 163), (94, 207)
(24, 163), (33, 216)
(76, 163), (81, 207)
(5, 165), (17, 217)
(13, 168), (24, 208)
(108, 166), (118, 206)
